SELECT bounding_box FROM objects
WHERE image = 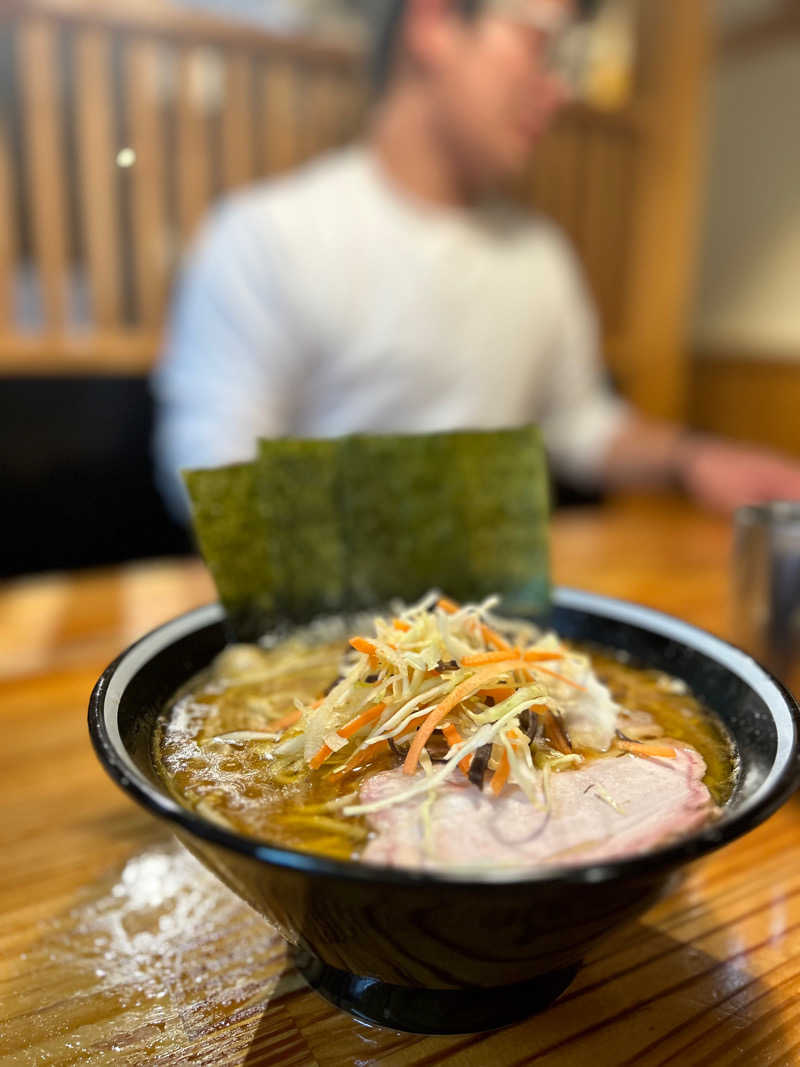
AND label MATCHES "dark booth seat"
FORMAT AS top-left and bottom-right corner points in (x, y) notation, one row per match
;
(0, 376), (190, 579)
